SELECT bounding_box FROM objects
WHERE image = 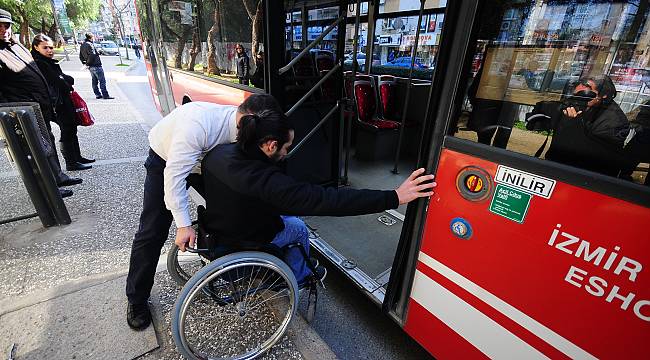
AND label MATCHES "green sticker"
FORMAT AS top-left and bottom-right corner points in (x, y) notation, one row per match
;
(489, 184), (532, 223)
